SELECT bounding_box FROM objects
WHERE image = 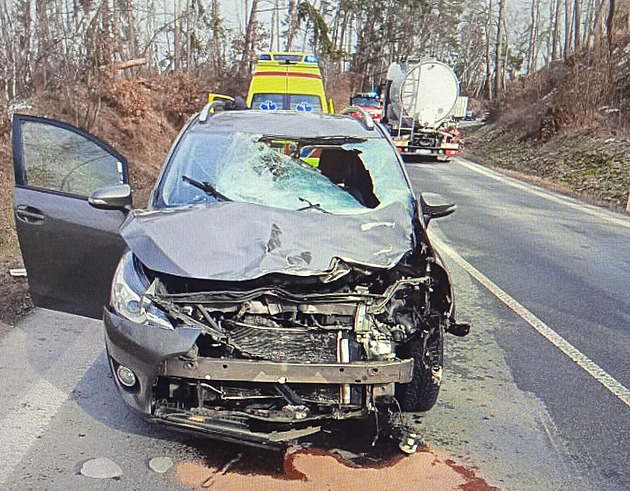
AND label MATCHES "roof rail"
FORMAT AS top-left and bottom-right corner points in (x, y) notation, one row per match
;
(199, 100), (231, 123)
(339, 106), (375, 131)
